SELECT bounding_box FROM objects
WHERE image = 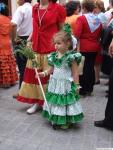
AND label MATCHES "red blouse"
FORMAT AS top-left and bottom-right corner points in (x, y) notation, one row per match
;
(73, 15), (102, 52)
(32, 2), (66, 54)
